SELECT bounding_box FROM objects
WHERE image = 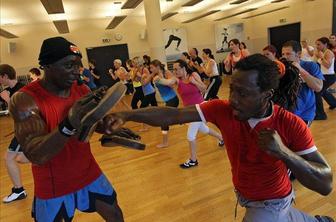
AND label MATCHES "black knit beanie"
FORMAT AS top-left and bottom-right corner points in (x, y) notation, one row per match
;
(38, 37), (82, 66)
